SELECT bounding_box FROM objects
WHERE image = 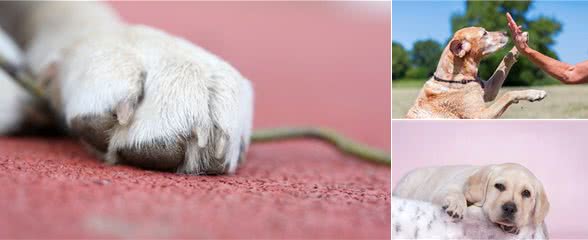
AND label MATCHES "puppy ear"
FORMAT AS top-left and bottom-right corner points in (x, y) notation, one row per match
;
(450, 39), (471, 58)
(533, 184), (550, 224)
(465, 165), (494, 207)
